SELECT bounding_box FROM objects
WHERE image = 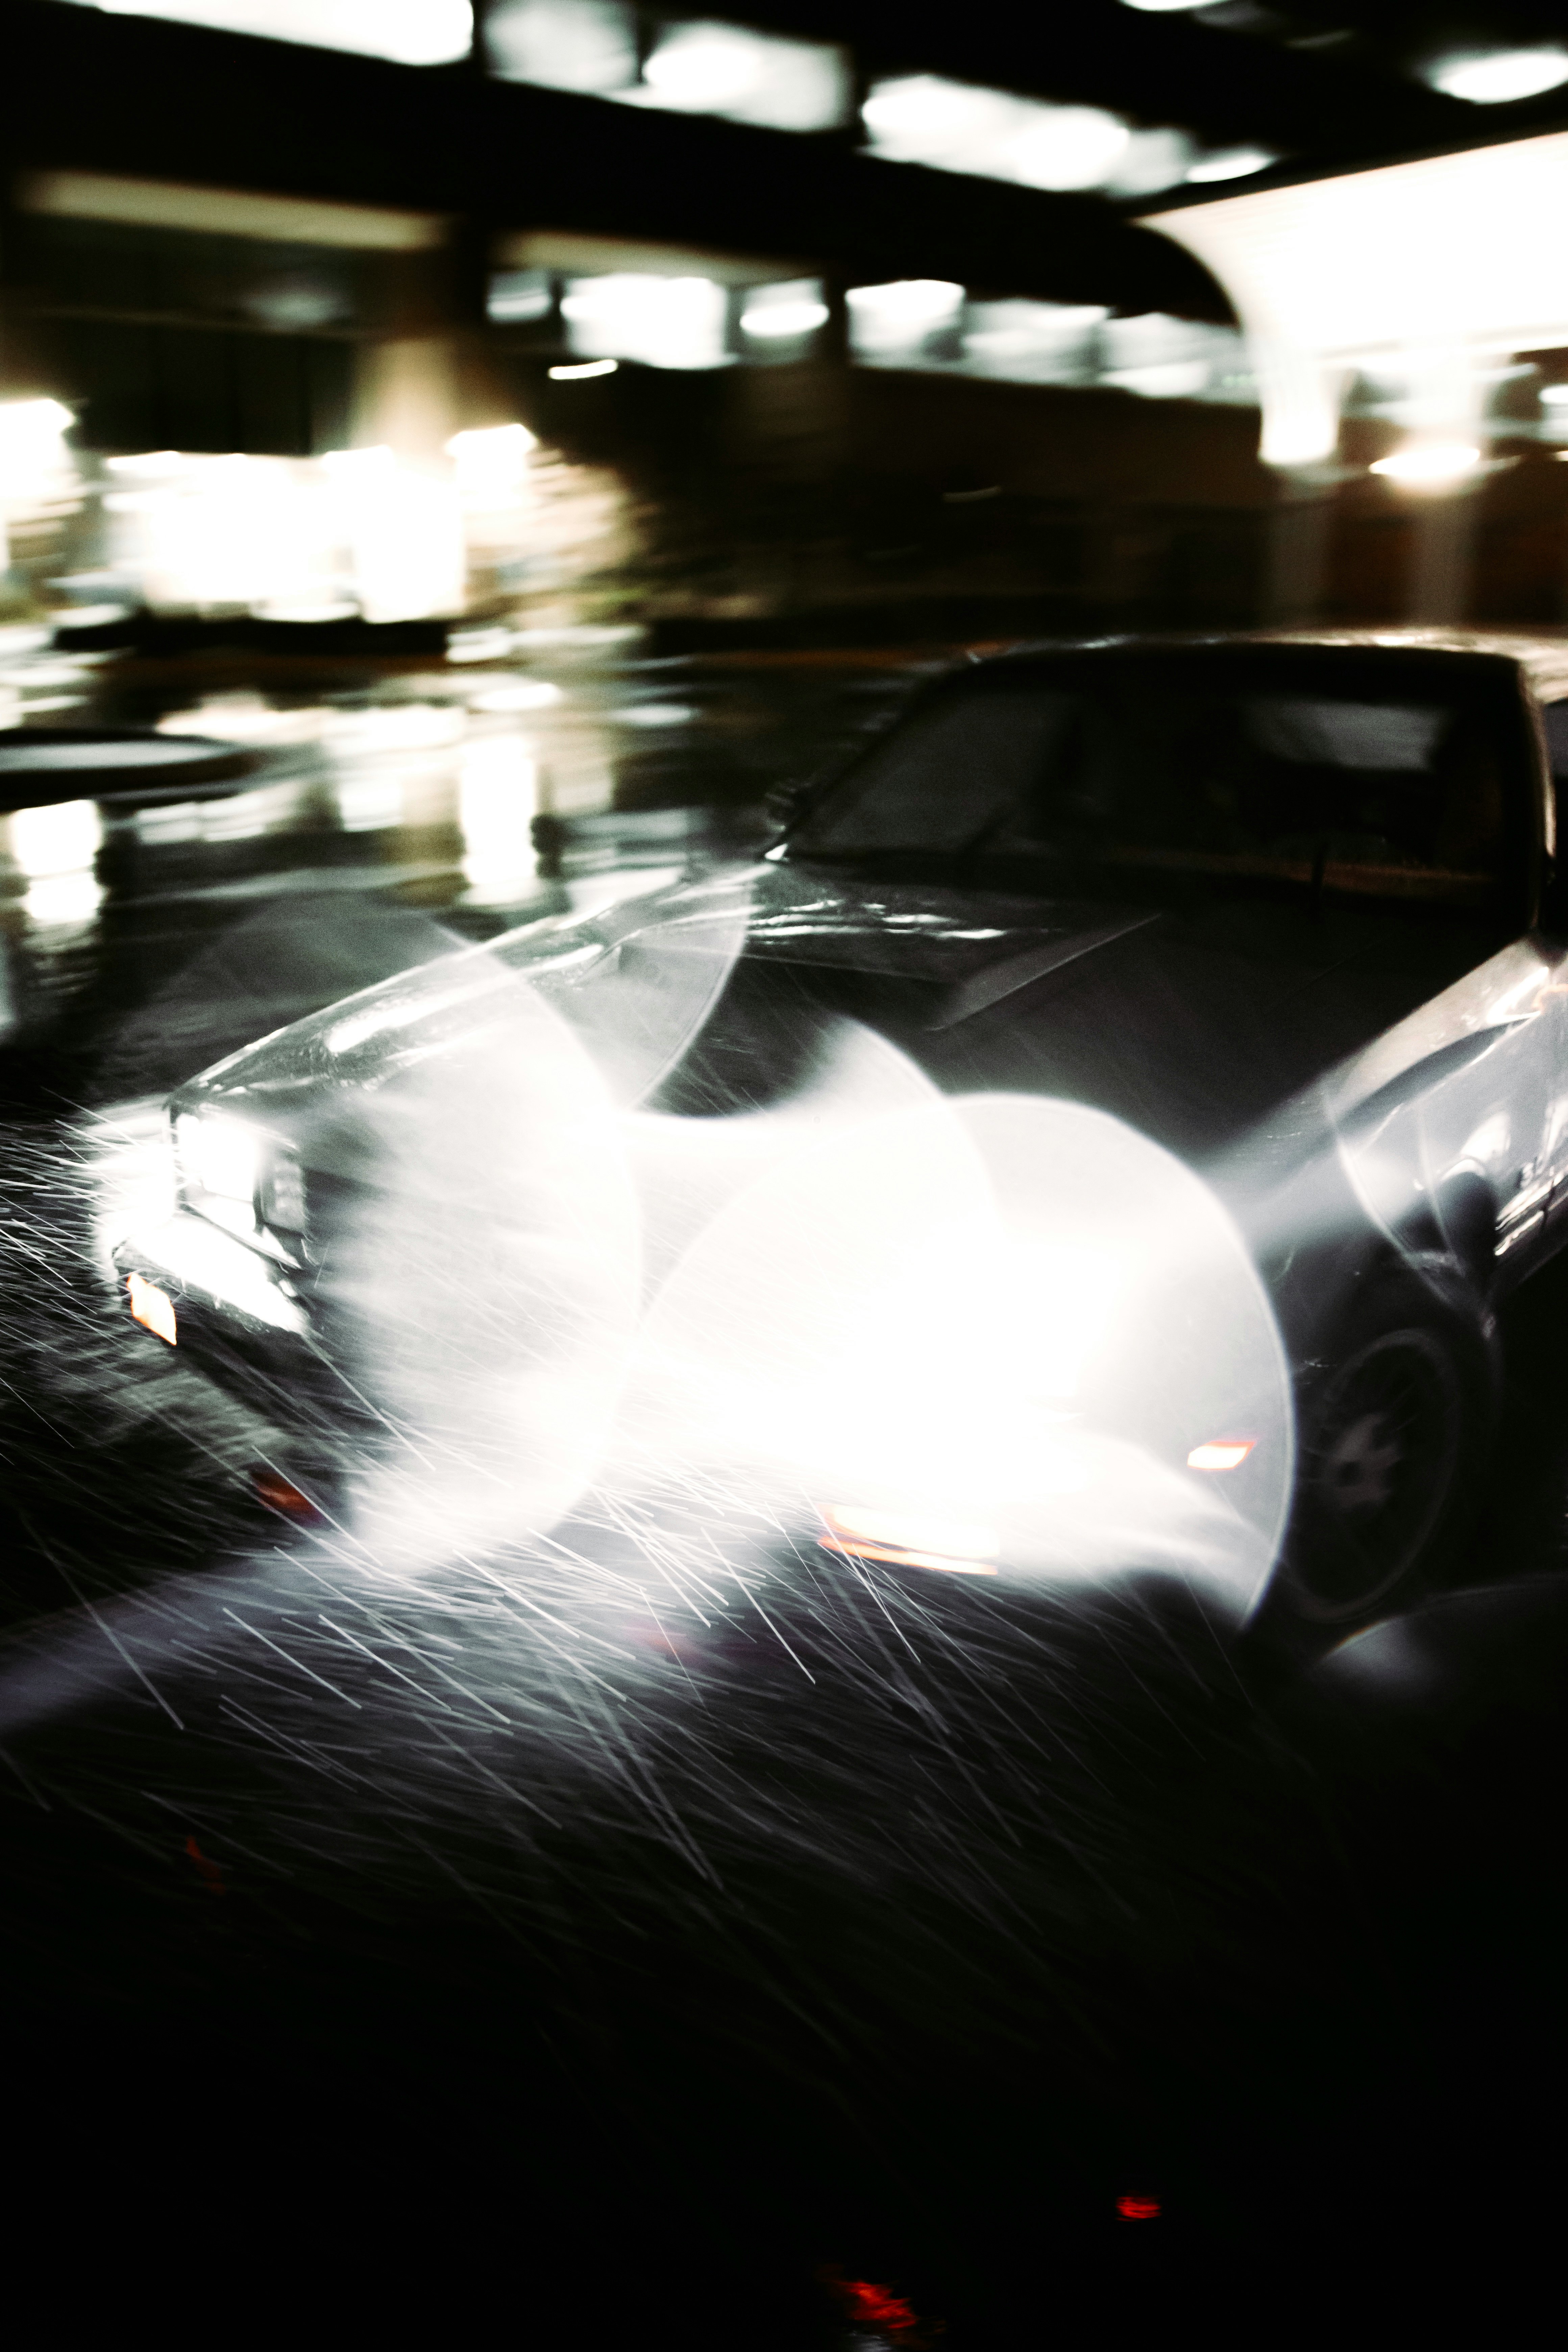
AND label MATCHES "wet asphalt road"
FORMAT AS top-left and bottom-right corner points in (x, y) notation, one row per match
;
(1, 627), (1564, 2338)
